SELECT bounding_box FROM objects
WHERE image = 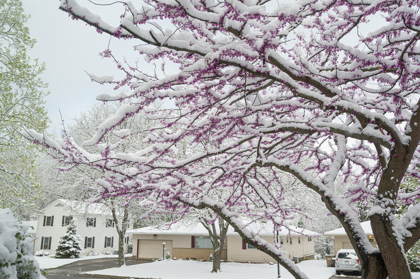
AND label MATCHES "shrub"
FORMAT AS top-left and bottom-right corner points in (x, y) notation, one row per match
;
(0, 208), (43, 278)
